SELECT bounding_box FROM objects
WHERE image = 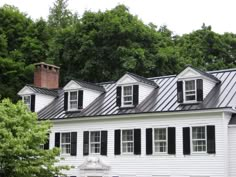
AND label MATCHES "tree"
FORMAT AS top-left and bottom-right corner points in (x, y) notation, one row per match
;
(48, 0), (75, 29)
(0, 99), (68, 177)
(52, 5), (176, 84)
